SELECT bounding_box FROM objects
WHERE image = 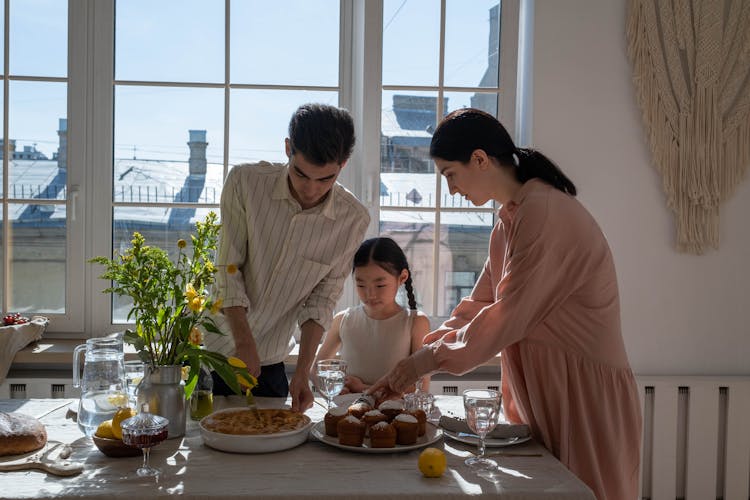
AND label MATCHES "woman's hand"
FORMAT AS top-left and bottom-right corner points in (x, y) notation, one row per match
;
(422, 329), (458, 346)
